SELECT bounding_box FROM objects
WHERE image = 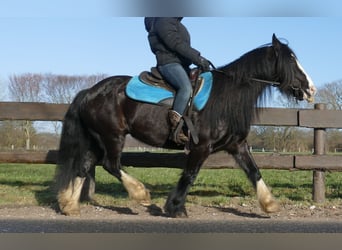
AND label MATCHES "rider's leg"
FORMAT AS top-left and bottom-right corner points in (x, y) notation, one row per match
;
(158, 63), (192, 144)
